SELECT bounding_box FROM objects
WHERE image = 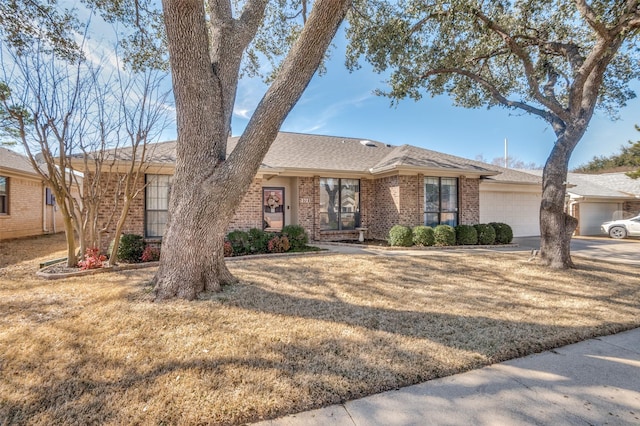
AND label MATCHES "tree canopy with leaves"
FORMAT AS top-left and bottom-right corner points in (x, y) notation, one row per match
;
(573, 125), (640, 174)
(347, 0), (640, 268)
